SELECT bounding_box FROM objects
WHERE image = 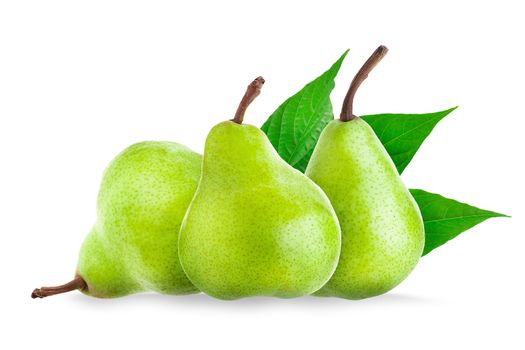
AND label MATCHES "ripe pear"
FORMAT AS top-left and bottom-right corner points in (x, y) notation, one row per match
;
(178, 77), (341, 300)
(32, 141), (202, 298)
(305, 46), (425, 299)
